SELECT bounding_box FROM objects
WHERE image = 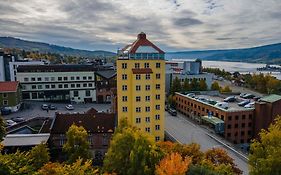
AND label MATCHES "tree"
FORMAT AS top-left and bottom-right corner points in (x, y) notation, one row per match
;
(249, 116), (281, 175)
(167, 95), (176, 109)
(266, 76), (281, 94)
(170, 77), (182, 95)
(199, 79), (208, 91)
(30, 143), (50, 170)
(211, 81), (220, 91)
(155, 152), (191, 175)
(220, 86), (232, 93)
(63, 124), (92, 163)
(190, 78), (199, 91)
(0, 116), (6, 142)
(182, 78), (191, 92)
(103, 120), (163, 175)
(187, 164), (219, 175)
